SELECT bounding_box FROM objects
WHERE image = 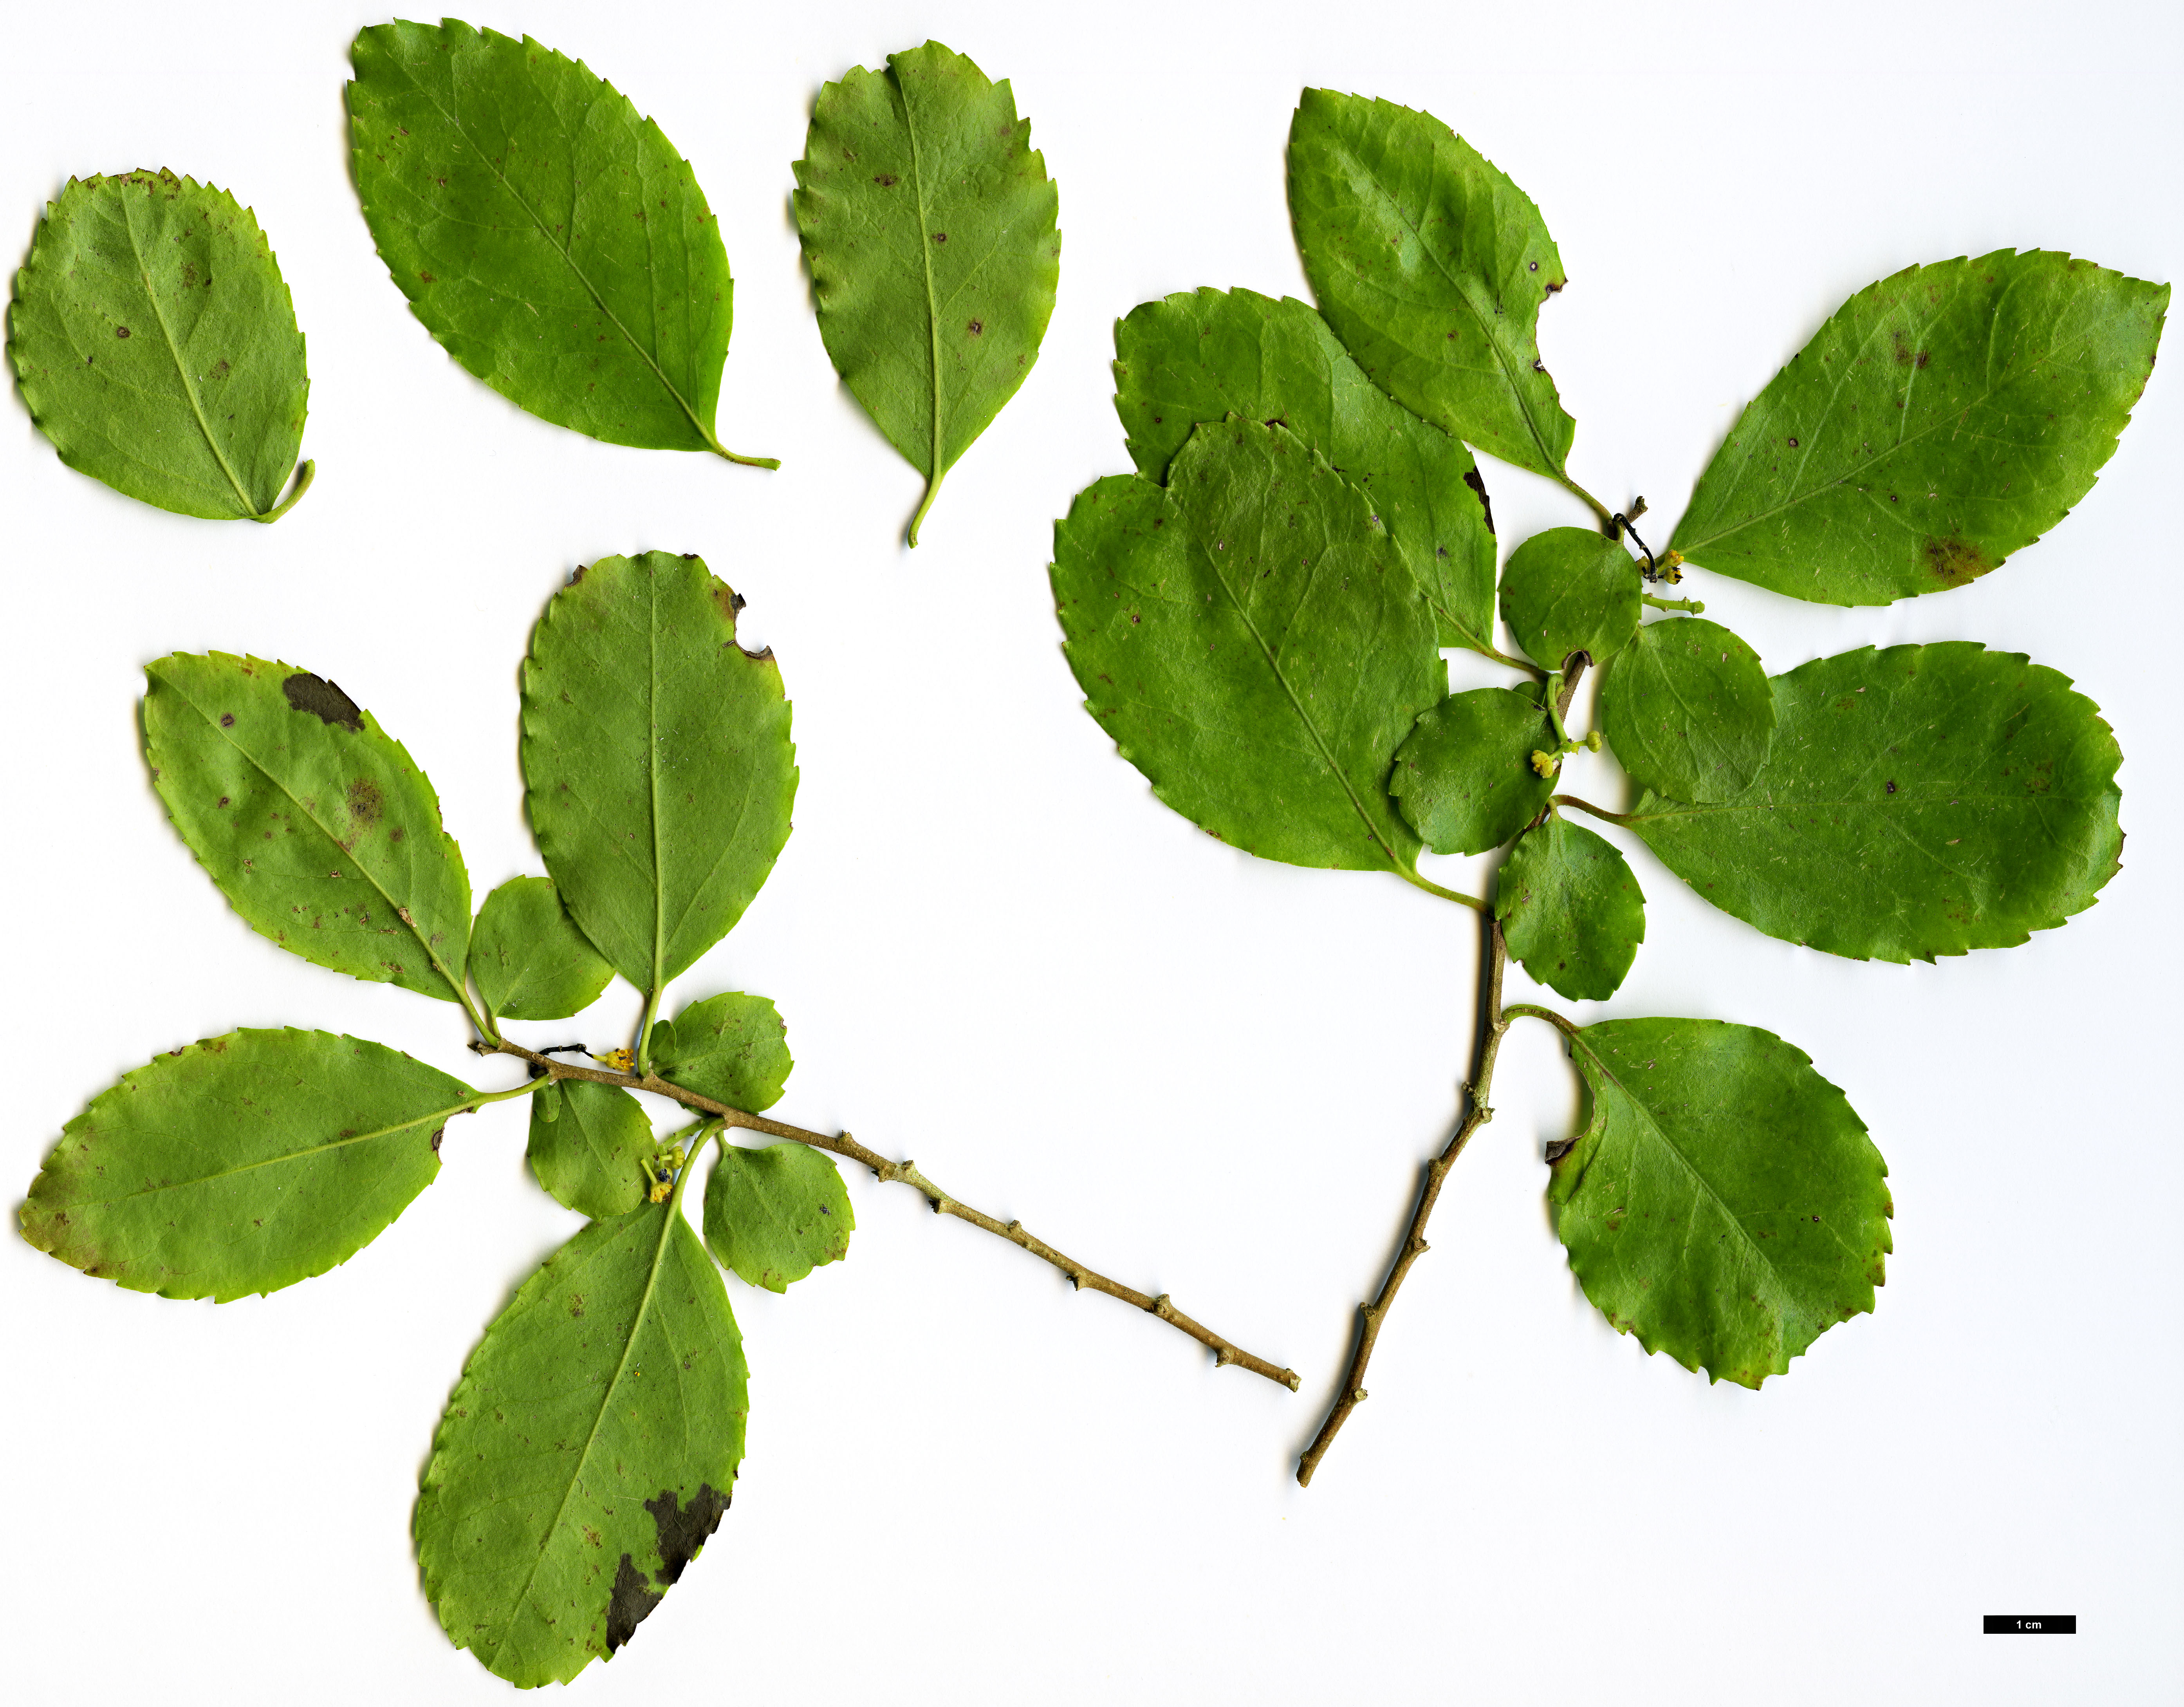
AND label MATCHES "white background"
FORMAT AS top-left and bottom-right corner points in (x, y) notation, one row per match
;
(3, 1), (2178, 1700)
